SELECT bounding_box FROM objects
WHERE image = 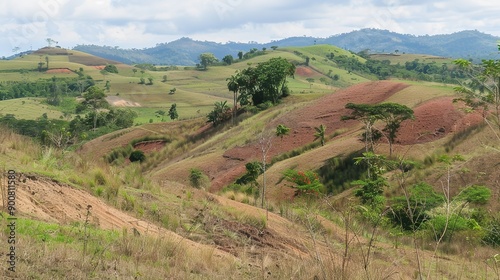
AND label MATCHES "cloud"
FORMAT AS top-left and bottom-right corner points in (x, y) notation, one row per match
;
(1, 0), (500, 56)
